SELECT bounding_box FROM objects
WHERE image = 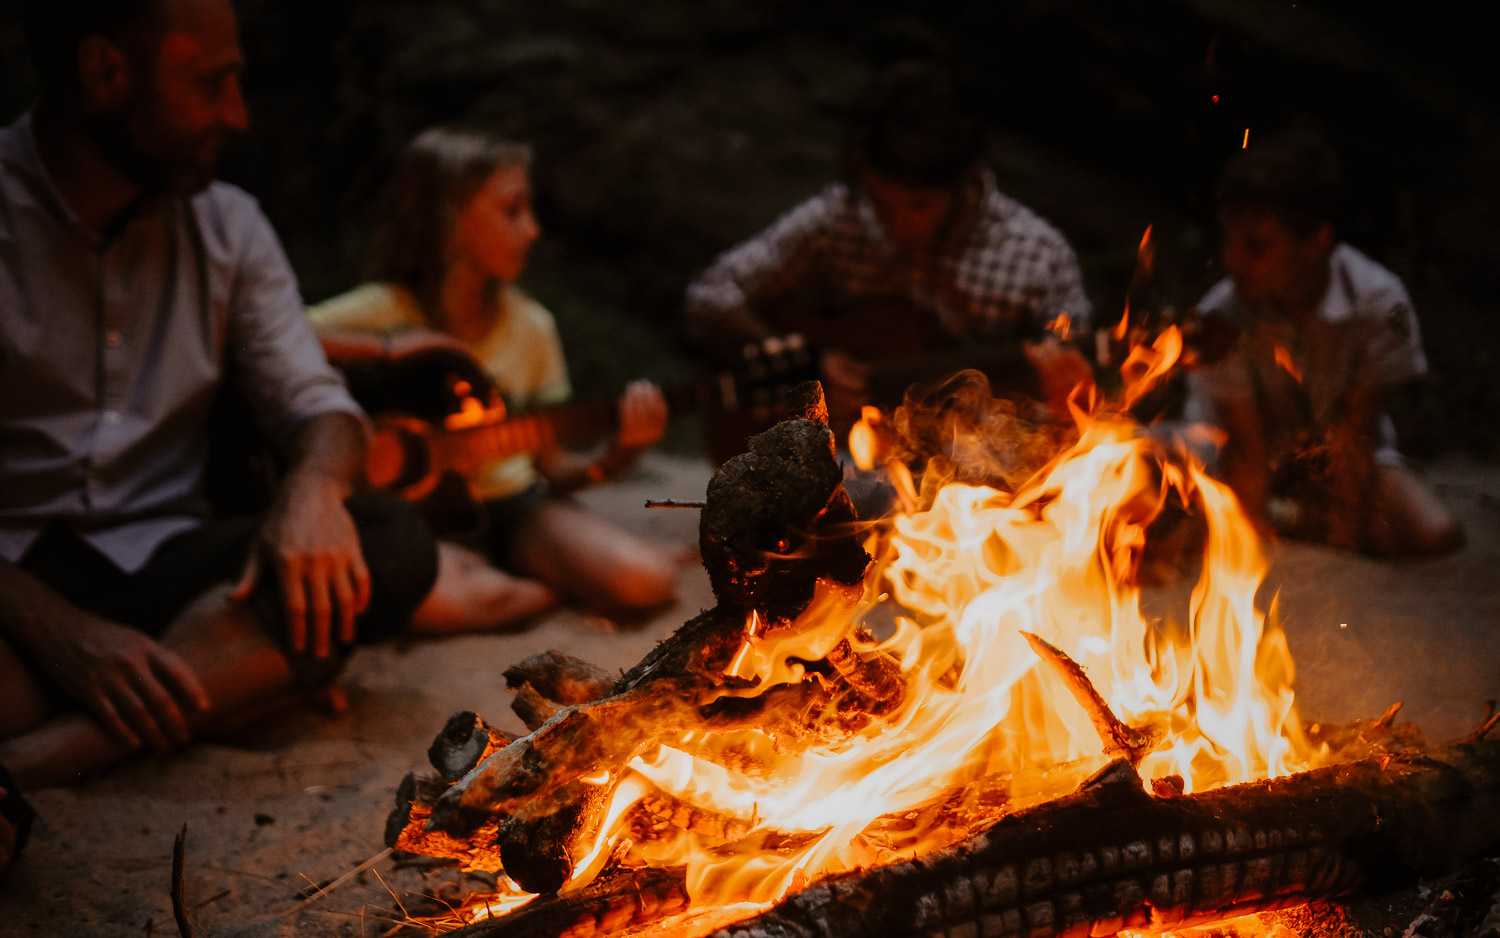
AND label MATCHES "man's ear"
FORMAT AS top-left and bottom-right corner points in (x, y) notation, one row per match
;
(76, 35), (135, 109)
